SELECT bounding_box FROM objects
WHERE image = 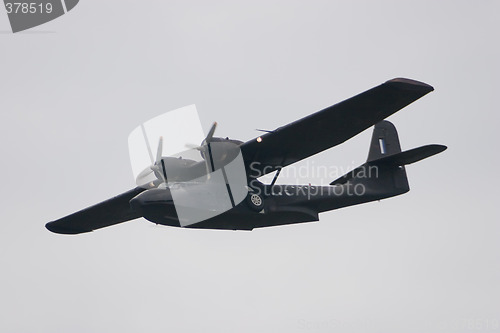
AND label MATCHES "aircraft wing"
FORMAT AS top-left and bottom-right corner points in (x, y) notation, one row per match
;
(240, 78), (434, 178)
(45, 187), (146, 234)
